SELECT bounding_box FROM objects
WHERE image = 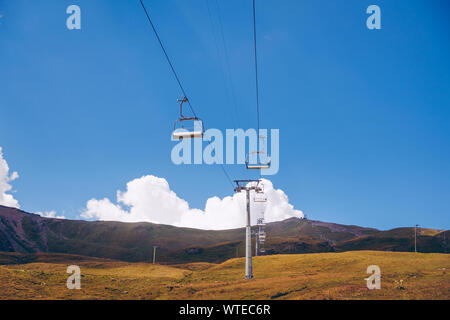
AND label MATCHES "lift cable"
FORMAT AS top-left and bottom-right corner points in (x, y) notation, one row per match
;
(252, 0), (263, 178)
(252, 0), (261, 141)
(220, 164), (235, 188)
(138, 0), (235, 188)
(205, 0), (238, 129)
(214, 0), (242, 129)
(139, 0), (197, 118)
